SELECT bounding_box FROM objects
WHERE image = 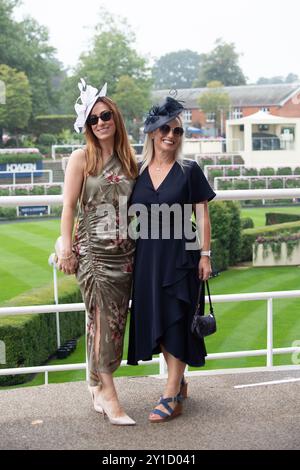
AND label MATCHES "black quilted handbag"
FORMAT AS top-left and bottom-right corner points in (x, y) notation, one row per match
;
(191, 280), (216, 339)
